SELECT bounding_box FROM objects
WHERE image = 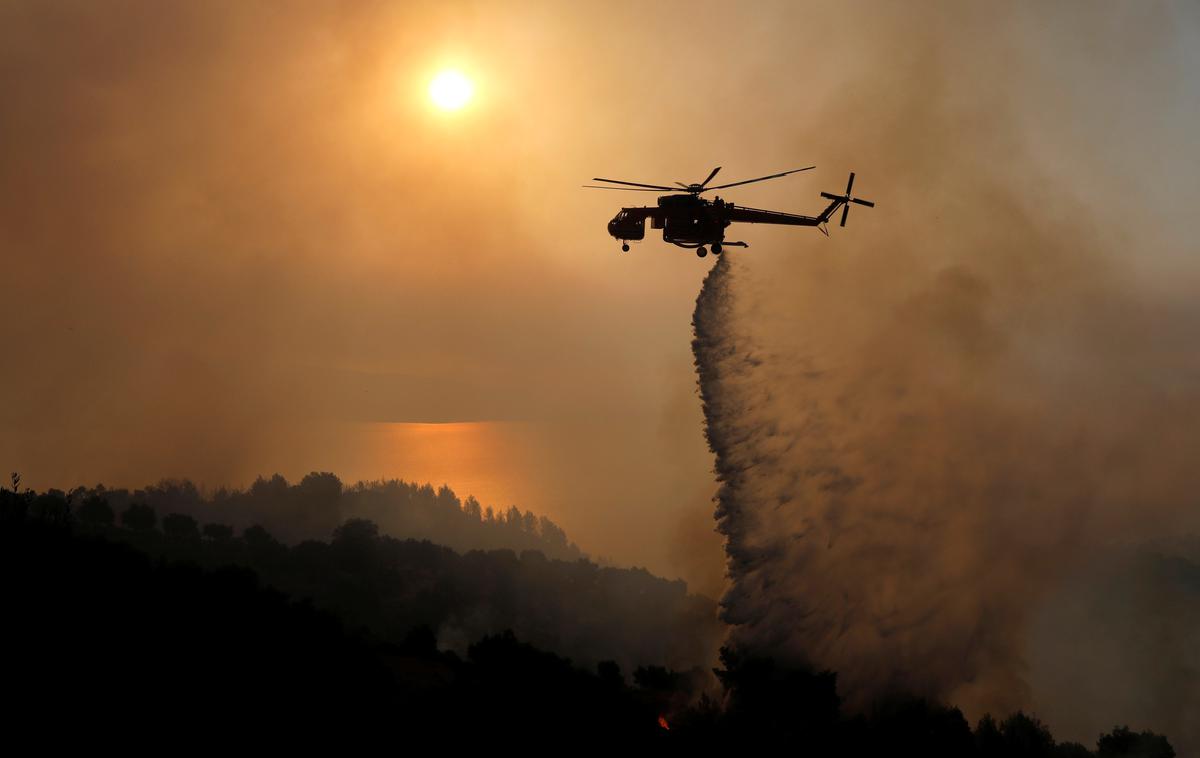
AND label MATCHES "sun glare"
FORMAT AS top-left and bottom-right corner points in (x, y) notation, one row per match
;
(429, 70), (473, 111)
